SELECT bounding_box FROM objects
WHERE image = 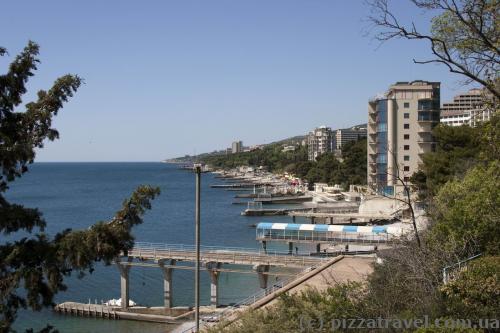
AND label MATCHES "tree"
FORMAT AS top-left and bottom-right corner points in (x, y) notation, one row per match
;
(340, 138), (367, 186)
(412, 113), (499, 200)
(368, 0), (500, 100)
(0, 42), (160, 332)
(441, 256), (500, 320)
(431, 161), (500, 255)
(412, 123), (482, 198)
